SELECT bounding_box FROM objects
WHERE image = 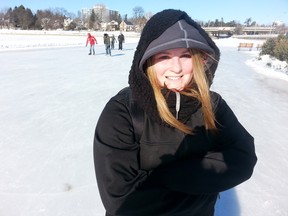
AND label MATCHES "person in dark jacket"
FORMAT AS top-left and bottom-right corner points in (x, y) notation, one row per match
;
(94, 9), (257, 216)
(118, 32), (125, 50)
(103, 33), (111, 56)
